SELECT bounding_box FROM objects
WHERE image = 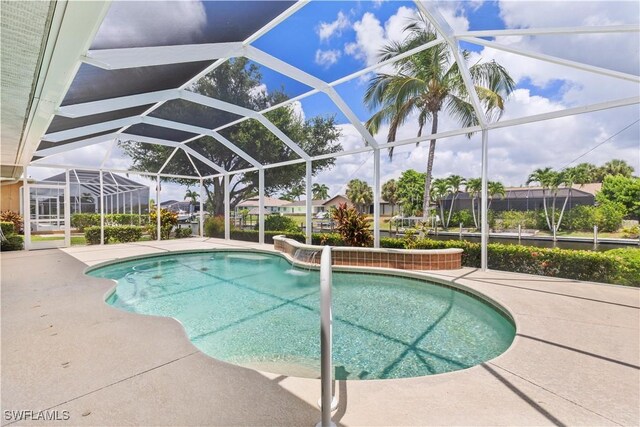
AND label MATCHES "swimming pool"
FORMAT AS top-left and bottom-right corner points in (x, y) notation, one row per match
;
(88, 251), (515, 380)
